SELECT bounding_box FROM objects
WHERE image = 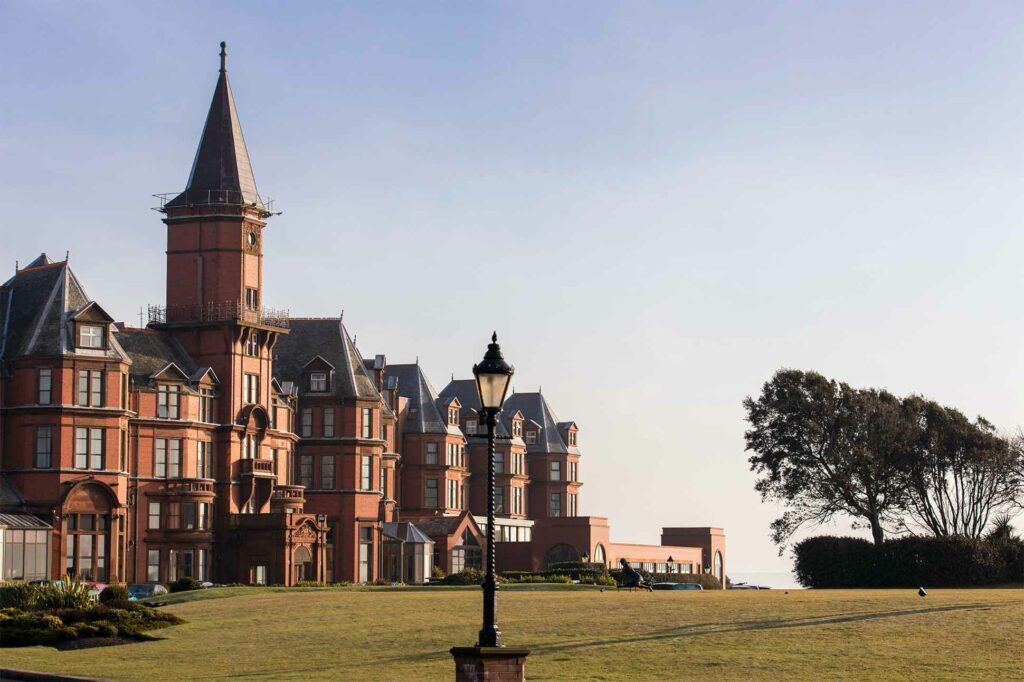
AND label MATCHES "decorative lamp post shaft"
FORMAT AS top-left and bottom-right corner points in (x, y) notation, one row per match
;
(479, 408), (501, 647)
